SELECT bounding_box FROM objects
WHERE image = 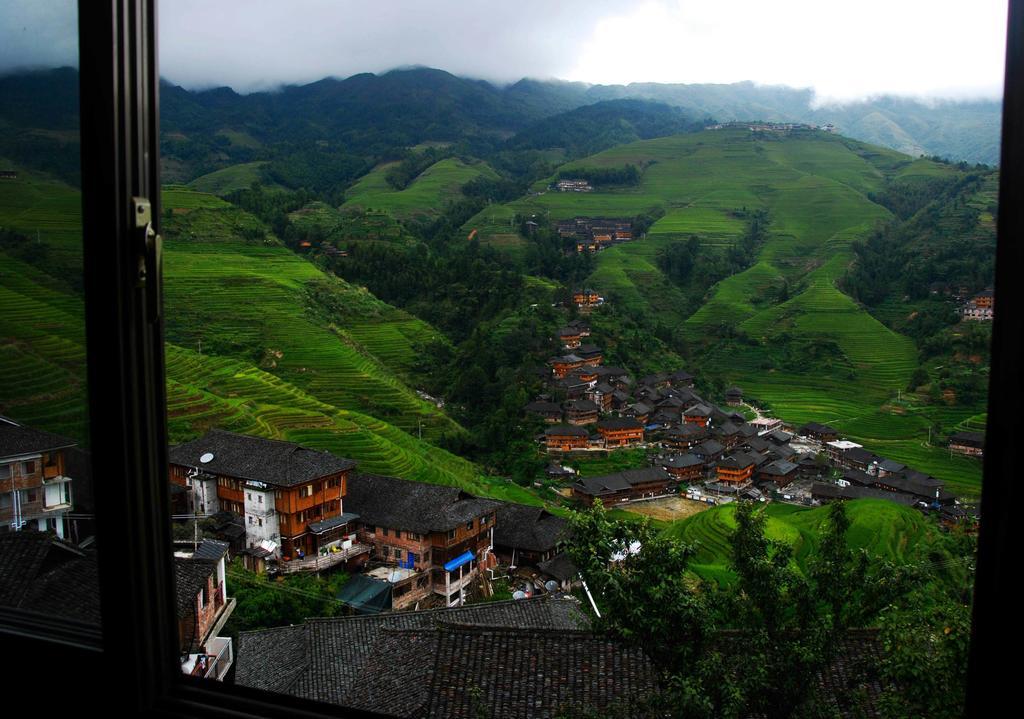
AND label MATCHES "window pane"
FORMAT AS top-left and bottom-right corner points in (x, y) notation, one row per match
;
(154, 1), (1000, 714)
(0, 0), (100, 630)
